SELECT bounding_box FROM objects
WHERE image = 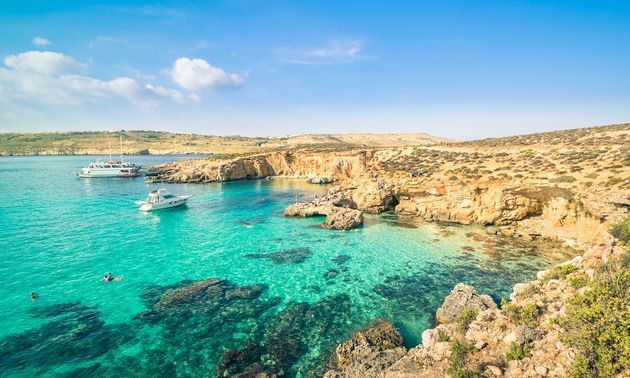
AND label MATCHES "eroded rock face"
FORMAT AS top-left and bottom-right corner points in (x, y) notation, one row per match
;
(325, 319), (407, 377)
(435, 283), (497, 324)
(151, 150), (371, 183)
